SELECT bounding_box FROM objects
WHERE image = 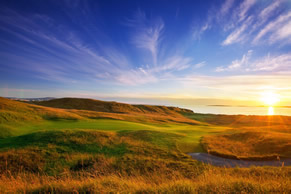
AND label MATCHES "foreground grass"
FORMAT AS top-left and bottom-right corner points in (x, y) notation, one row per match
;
(1, 166), (290, 193)
(0, 129), (290, 193)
